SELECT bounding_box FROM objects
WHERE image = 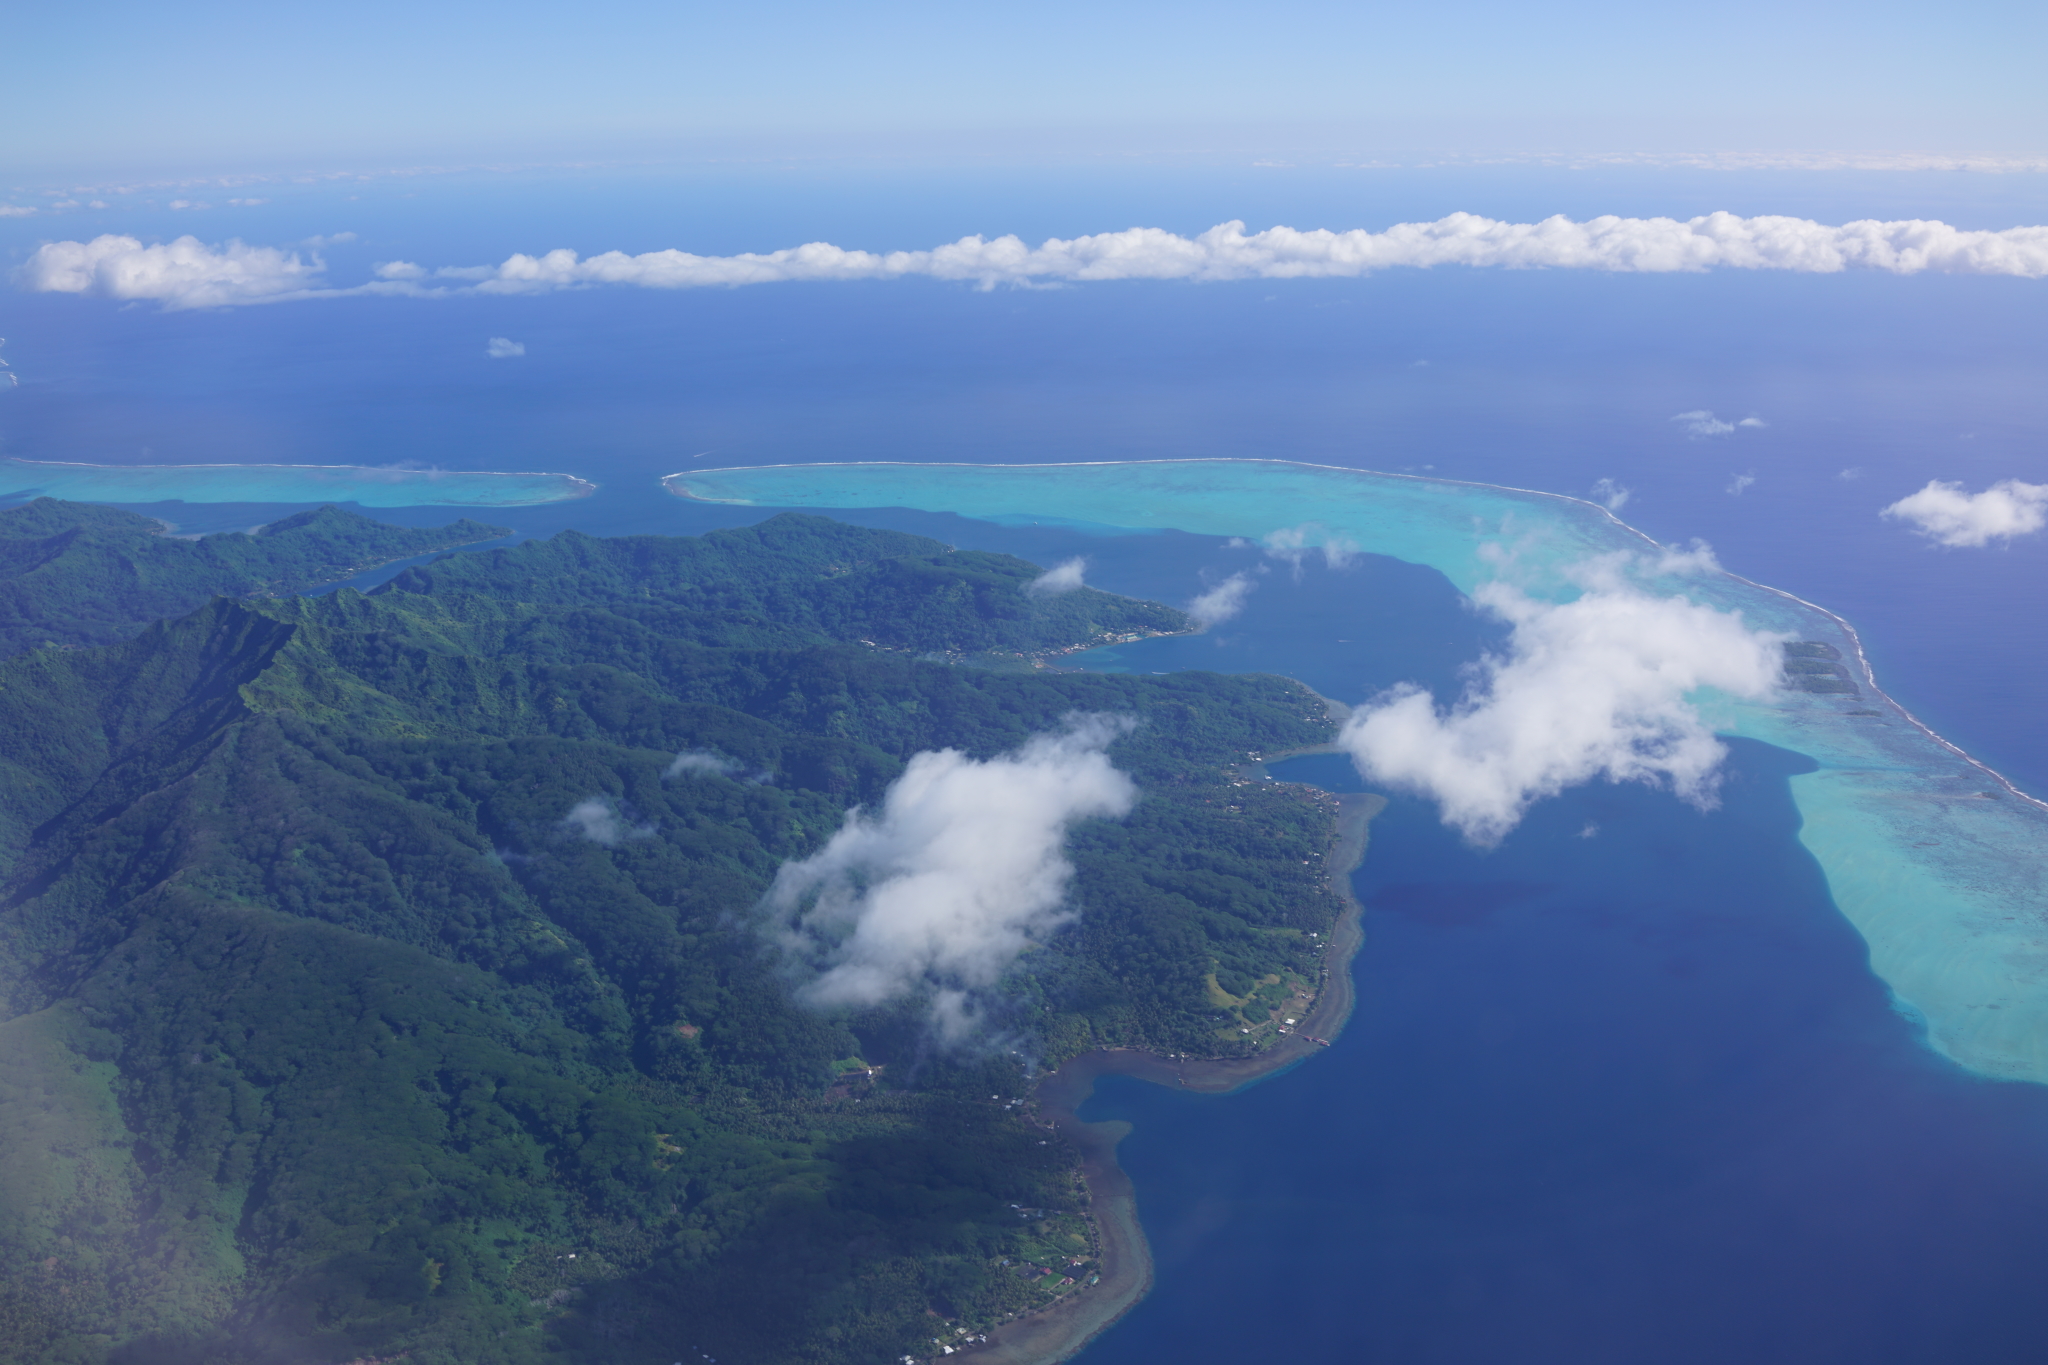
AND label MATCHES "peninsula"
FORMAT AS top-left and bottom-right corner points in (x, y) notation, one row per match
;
(0, 506), (1356, 1365)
